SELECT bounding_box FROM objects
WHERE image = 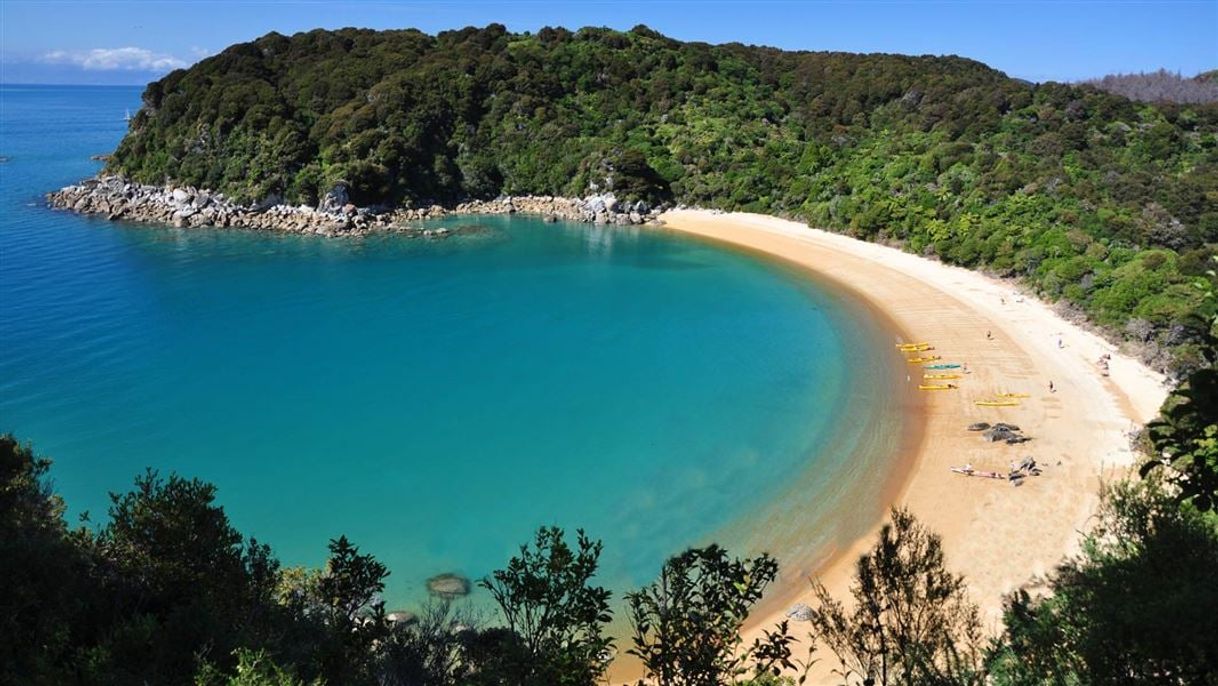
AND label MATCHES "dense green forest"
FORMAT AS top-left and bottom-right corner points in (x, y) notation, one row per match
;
(3, 433), (1215, 685)
(106, 24), (1218, 375)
